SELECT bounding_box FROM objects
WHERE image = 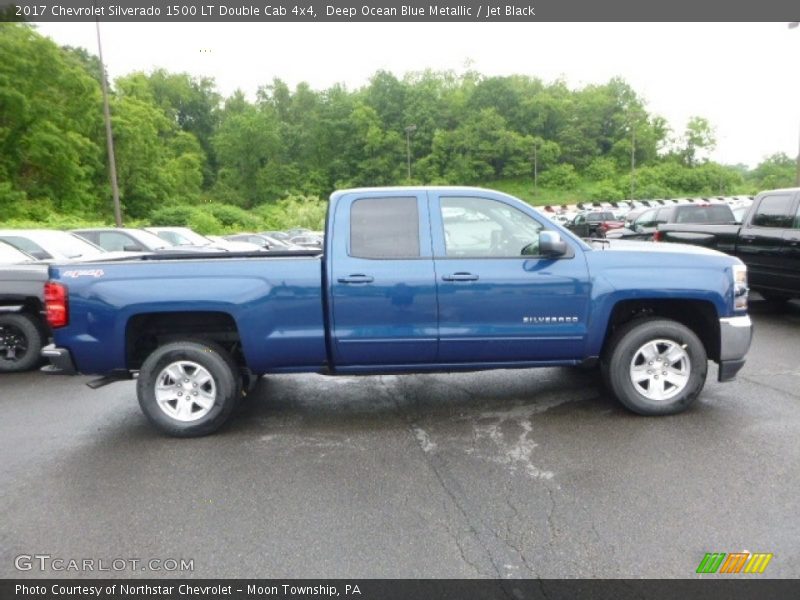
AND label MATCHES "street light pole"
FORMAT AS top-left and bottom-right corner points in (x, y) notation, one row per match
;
(791, 23), (800, 185)
(96, 18), (122, 227)
(630, 123), (636, 200)
(405, 125), (417, 181)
